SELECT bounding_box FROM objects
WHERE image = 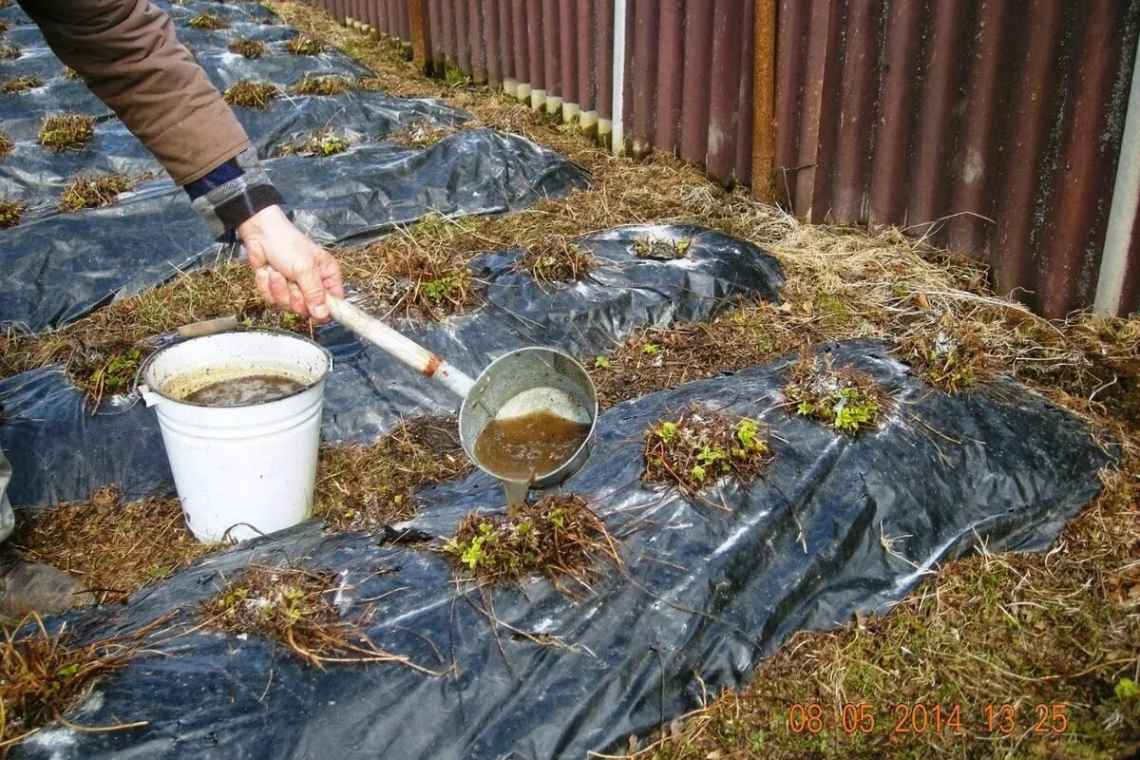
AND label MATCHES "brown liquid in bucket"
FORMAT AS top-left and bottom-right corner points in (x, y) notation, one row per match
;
(474, 410), (590, 481)
(180, 374), (306, 407)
